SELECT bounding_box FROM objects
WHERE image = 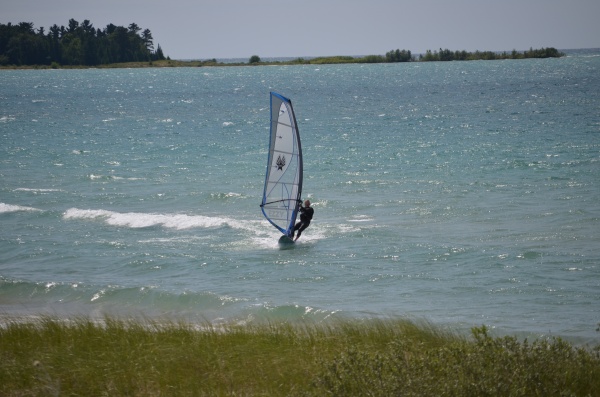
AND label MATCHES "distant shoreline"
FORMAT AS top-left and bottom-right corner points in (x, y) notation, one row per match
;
(0, 47), (567, 70)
